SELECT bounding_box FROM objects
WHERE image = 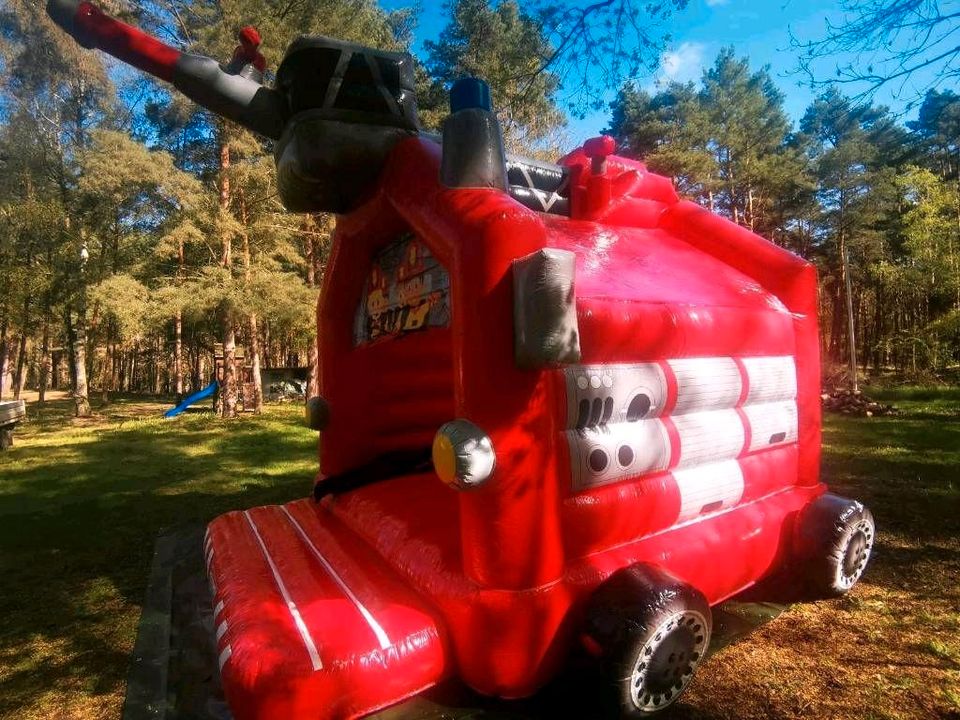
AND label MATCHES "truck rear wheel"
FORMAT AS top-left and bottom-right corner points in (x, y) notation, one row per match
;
(796, 493), (875, 597)
(583, 564), (711, 718)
